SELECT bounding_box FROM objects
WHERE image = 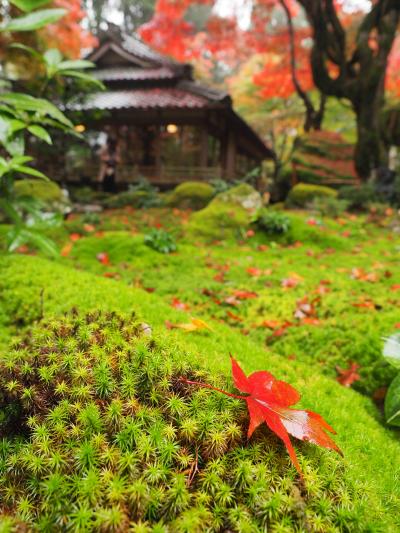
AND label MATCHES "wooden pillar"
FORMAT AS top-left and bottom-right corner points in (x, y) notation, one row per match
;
(155, 126), (162, 181)
(199, 126), (209, 174)
(225, 129), (236, 180)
